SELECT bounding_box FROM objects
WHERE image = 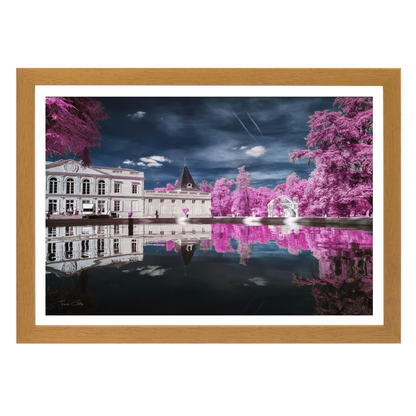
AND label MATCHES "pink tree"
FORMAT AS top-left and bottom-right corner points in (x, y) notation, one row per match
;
(290, 97), (373, 217)
(280, 173), (308, 217)
(231, 166), (251, 216)
(46, 97), (108, 166)
(210, 178), (234, 216)
(154, 183), (175, 191)
(199, 181), (214, 193)
(248, 187), (273, 217)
